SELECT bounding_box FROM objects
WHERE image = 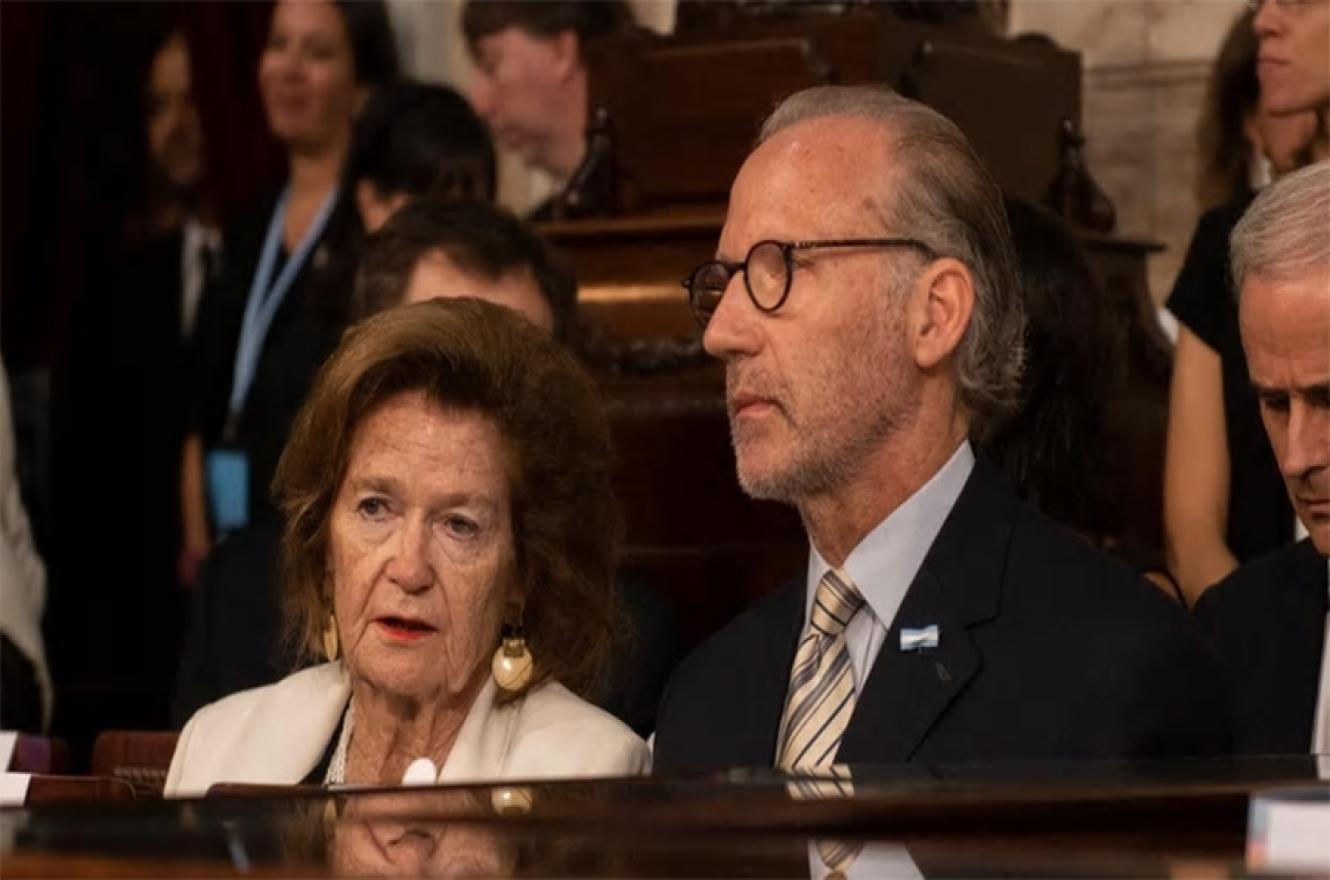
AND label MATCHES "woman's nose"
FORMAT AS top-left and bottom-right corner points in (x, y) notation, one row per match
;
(387, 519), (433, 592)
